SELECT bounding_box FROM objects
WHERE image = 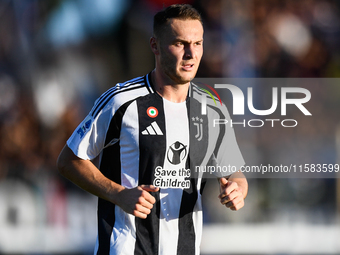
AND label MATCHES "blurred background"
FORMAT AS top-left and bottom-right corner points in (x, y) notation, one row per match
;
(1, 0), (340, 254)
